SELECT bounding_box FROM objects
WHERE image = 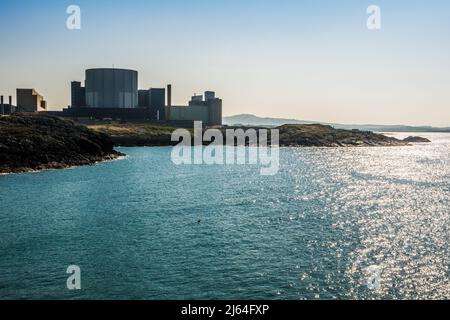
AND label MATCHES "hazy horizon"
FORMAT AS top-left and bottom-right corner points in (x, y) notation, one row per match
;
(223, 113), (450, 128)
(1, 0), (449, 126)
